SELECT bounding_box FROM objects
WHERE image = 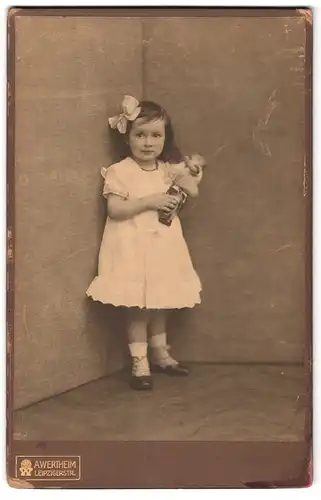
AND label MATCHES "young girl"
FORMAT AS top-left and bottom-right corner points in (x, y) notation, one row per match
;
(86, 95), (204, 391)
